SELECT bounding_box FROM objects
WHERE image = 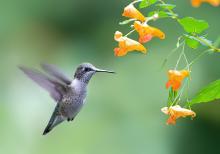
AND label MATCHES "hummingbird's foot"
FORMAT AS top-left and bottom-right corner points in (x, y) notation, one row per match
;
(67, 117), (75, 121)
